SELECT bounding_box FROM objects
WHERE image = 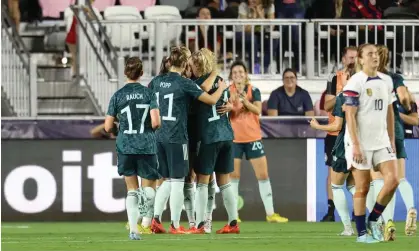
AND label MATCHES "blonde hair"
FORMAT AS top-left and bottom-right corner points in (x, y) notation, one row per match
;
(335, 0), (343, 18)
(376, 45), (390, 74)
(355, 43), (376, 73)
(190, 48), (217, 77)
(169, 46), (191, 68)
